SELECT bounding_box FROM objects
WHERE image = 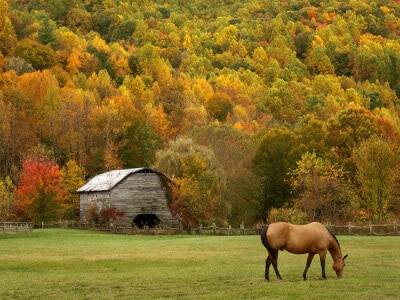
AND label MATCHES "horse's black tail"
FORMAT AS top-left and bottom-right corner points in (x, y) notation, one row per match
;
(260, 225), (277, 255)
